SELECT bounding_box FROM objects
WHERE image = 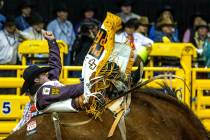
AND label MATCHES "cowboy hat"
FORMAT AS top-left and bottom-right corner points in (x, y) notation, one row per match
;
(21, 65), (53, 94)
(156, 17), (175, 29)
(195, 19), (209, 30)
(138, 16), (149, 26)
